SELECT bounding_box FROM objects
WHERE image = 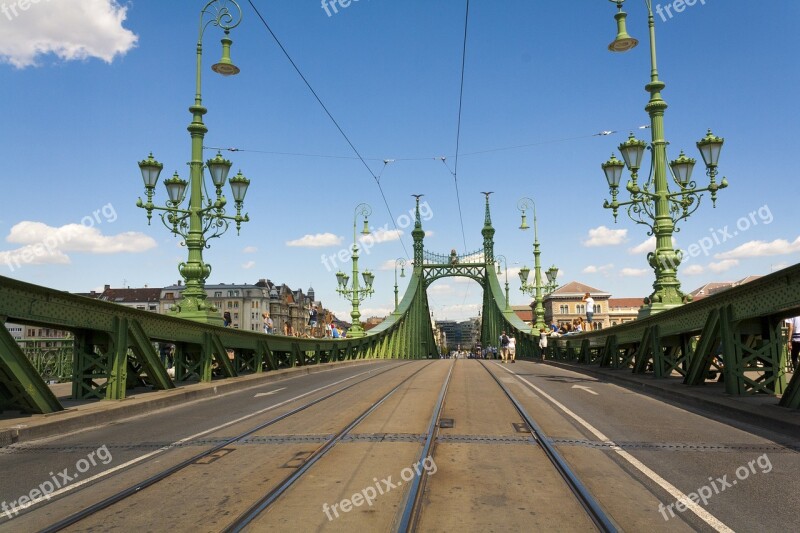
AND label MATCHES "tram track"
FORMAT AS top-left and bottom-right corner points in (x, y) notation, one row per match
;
(222, 361), (439, 532)
(477, 360), (618, 532)
(36, 361), (416, 533)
